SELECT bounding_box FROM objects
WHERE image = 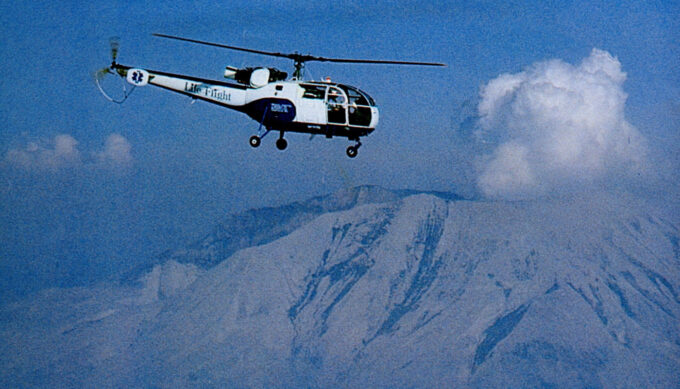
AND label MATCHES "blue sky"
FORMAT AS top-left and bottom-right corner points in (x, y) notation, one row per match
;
(1, 0), (678, 297)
